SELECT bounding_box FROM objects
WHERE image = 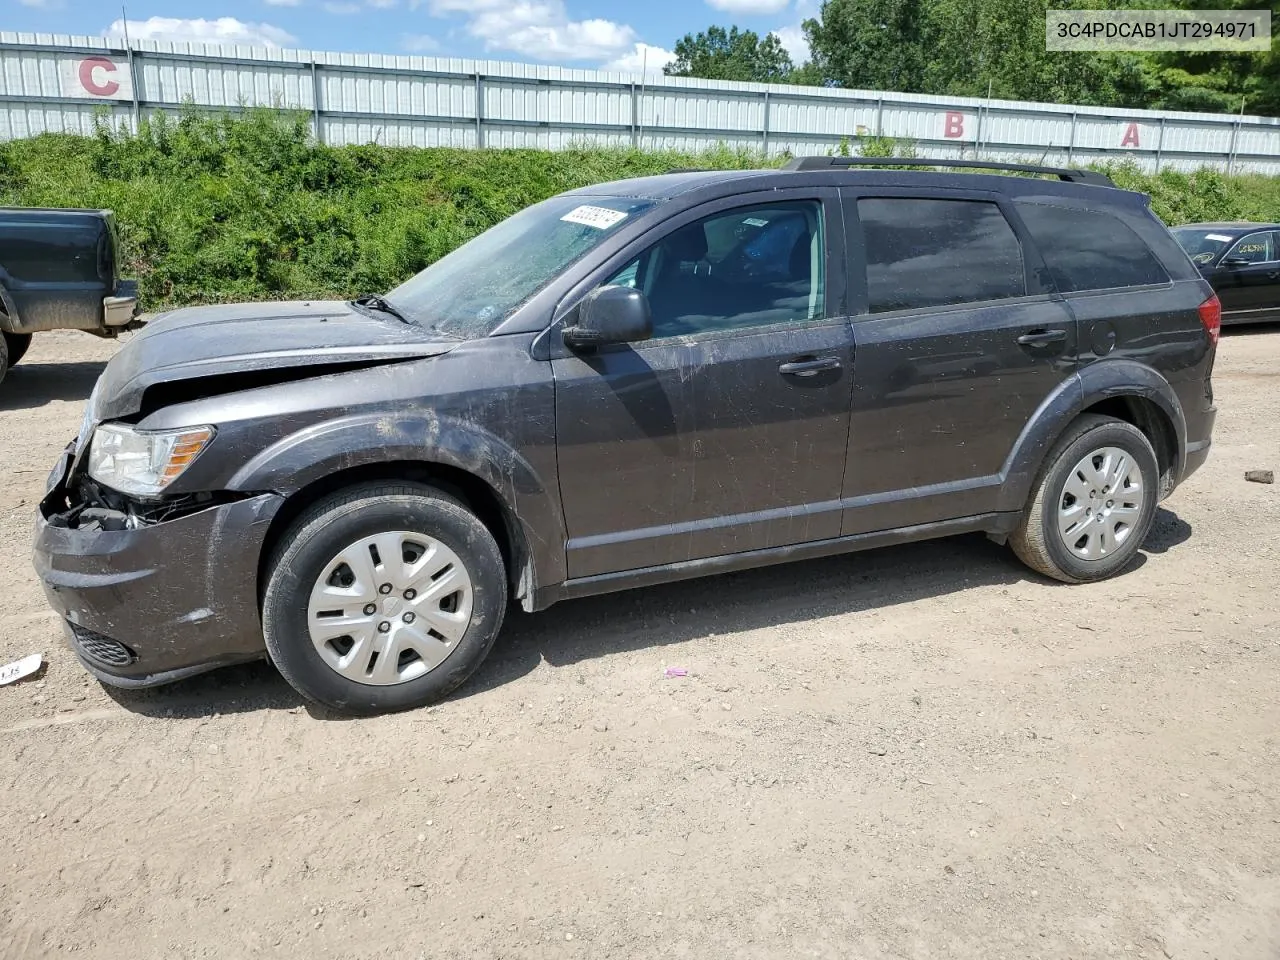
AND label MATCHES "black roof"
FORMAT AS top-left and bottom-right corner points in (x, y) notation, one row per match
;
(0, 206), (113, 221)
(568, 164), (1147, 210)
(782, 156), (1113, 185)
(568, 169), (775, 200)
(1173, 221), (1280, 235)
